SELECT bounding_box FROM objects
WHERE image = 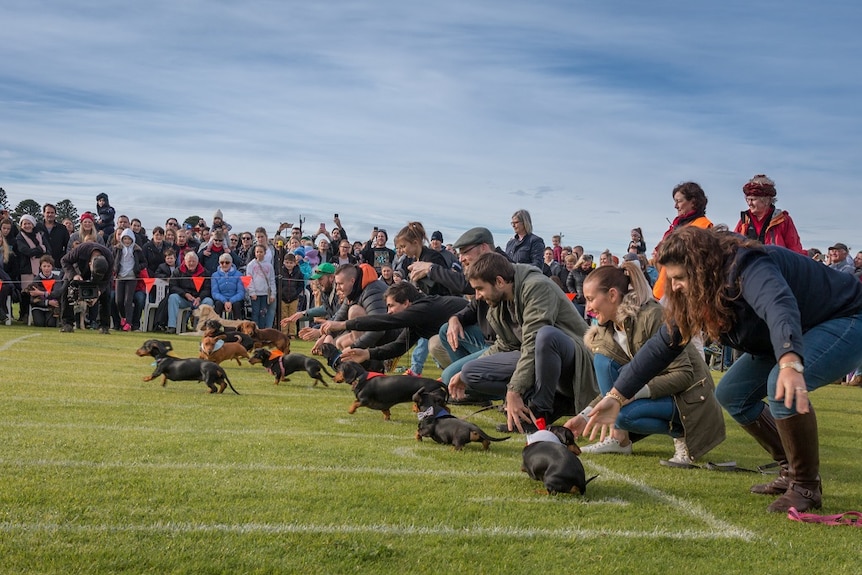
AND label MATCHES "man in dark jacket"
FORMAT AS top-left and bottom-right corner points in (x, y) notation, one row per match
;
(331, 282), (468, 364)
(312, 263), (395, 351)
(38, 203), (70, 265)
(59, 241), (114, 333)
